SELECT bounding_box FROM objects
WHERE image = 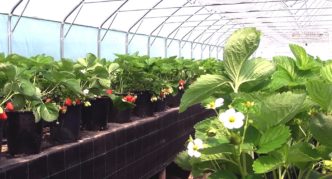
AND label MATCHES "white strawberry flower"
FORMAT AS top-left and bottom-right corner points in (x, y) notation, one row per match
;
(215, 98), (224, 108)
(83, 89), (89, 95)
(219, 108), (245, 129)
(187, 138), (204, 158)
